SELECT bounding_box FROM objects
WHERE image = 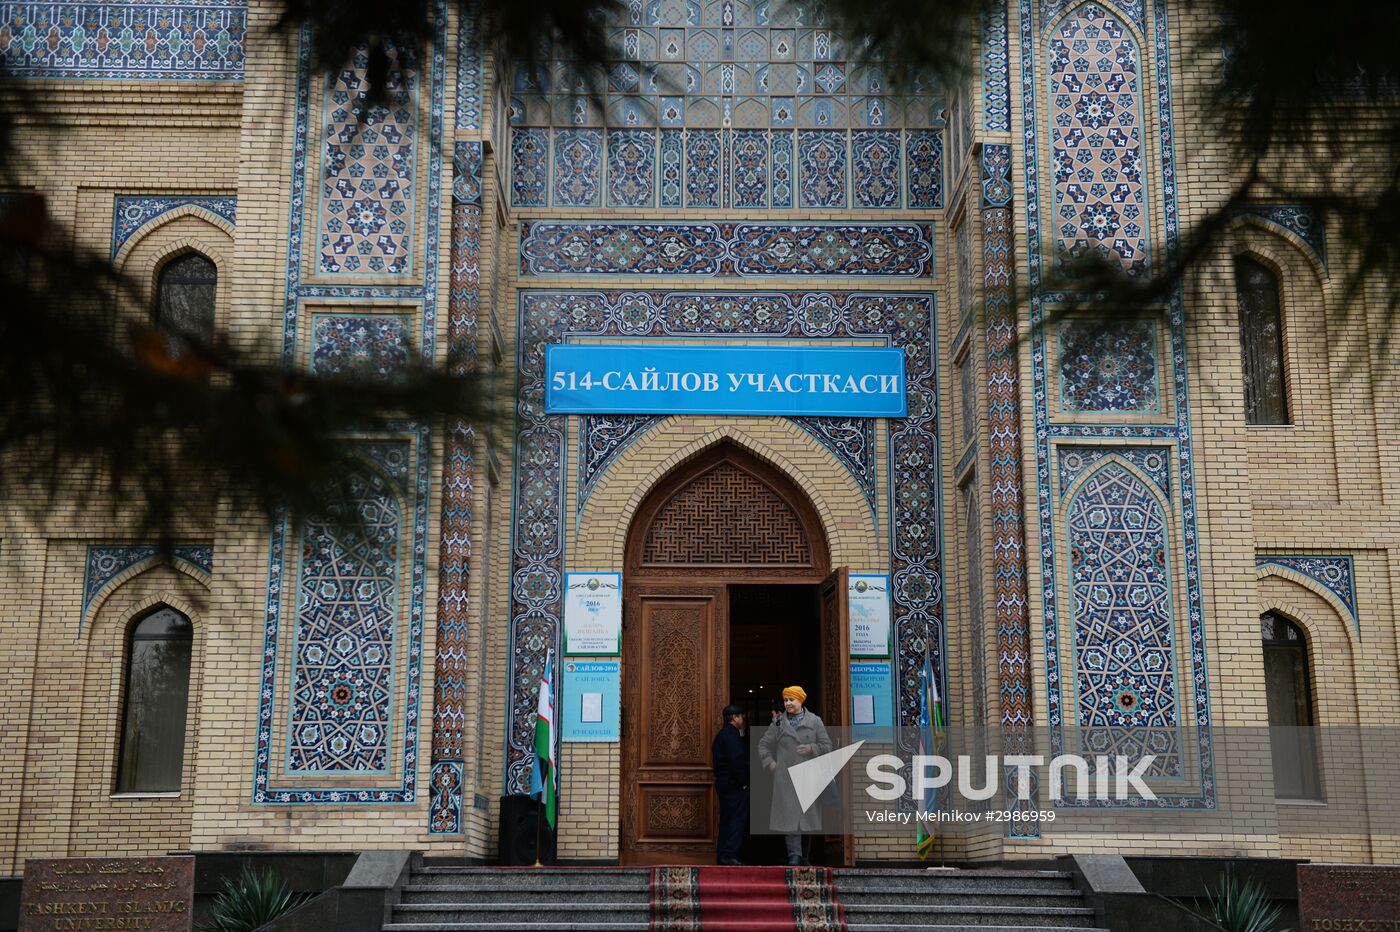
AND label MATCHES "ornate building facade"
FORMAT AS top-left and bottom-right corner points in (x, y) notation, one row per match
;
(1, 0), (1395, 868)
